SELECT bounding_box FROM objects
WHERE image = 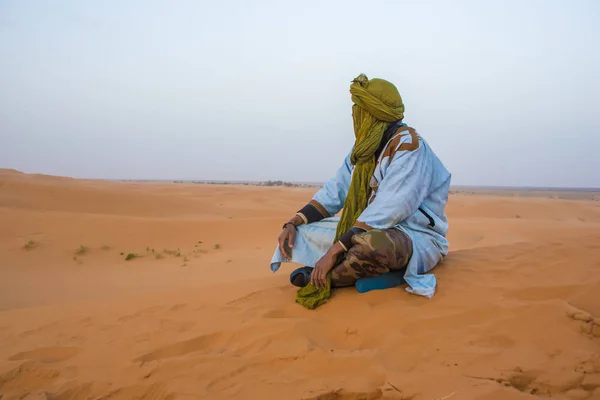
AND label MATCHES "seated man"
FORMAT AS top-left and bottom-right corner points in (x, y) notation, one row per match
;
(270, 74), (451, 308)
